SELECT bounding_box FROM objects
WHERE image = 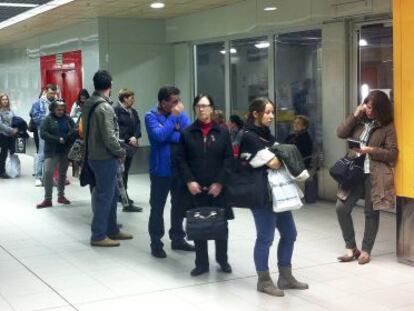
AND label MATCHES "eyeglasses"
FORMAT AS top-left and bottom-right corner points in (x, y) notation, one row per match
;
(195, 104), (211, 110)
